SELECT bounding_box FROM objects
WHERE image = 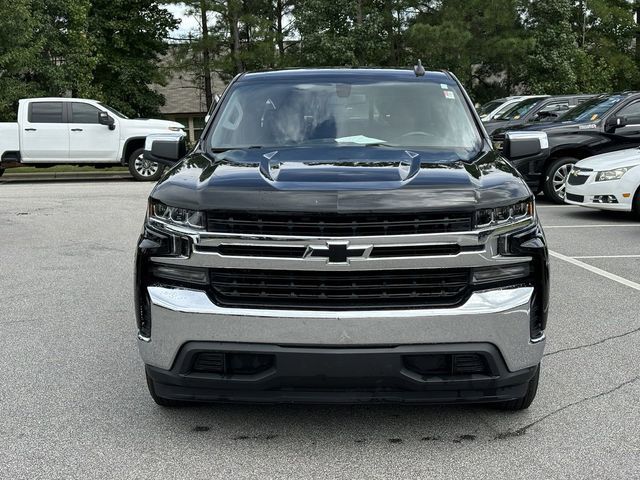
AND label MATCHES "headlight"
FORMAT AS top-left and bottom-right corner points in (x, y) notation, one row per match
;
(475, 199), (534, 229)
(149, 201), (205, 229)
(168, 126), (183, 132)
(595, 166), (633, 182)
